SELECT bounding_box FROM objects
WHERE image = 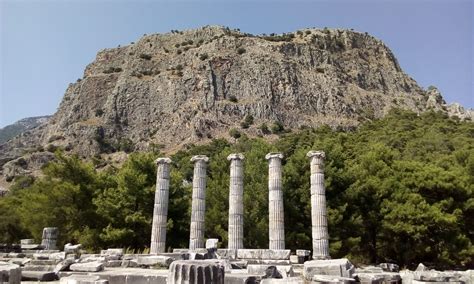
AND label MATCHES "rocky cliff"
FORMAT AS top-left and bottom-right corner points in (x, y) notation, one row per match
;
(0, 26), (471, 182)
(0, 116), (50, 144)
